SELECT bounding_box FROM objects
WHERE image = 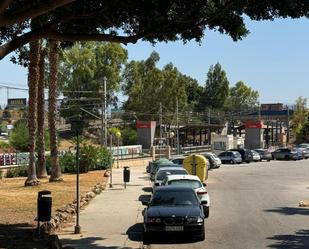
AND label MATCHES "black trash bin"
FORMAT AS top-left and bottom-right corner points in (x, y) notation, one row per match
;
(123, 167), (130, 188)
(37, 190), (52, 222)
